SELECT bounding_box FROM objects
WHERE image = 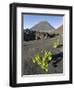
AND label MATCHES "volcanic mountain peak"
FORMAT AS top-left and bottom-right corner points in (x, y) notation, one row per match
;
(30, 21), (55, 32)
